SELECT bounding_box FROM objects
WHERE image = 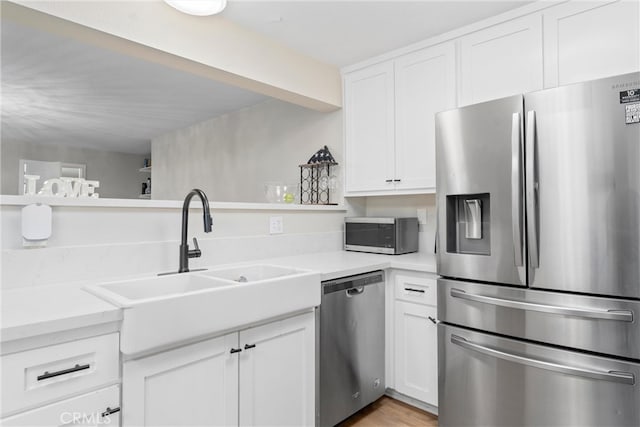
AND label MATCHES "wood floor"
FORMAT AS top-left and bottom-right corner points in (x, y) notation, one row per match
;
(339, 396), (438, 427)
